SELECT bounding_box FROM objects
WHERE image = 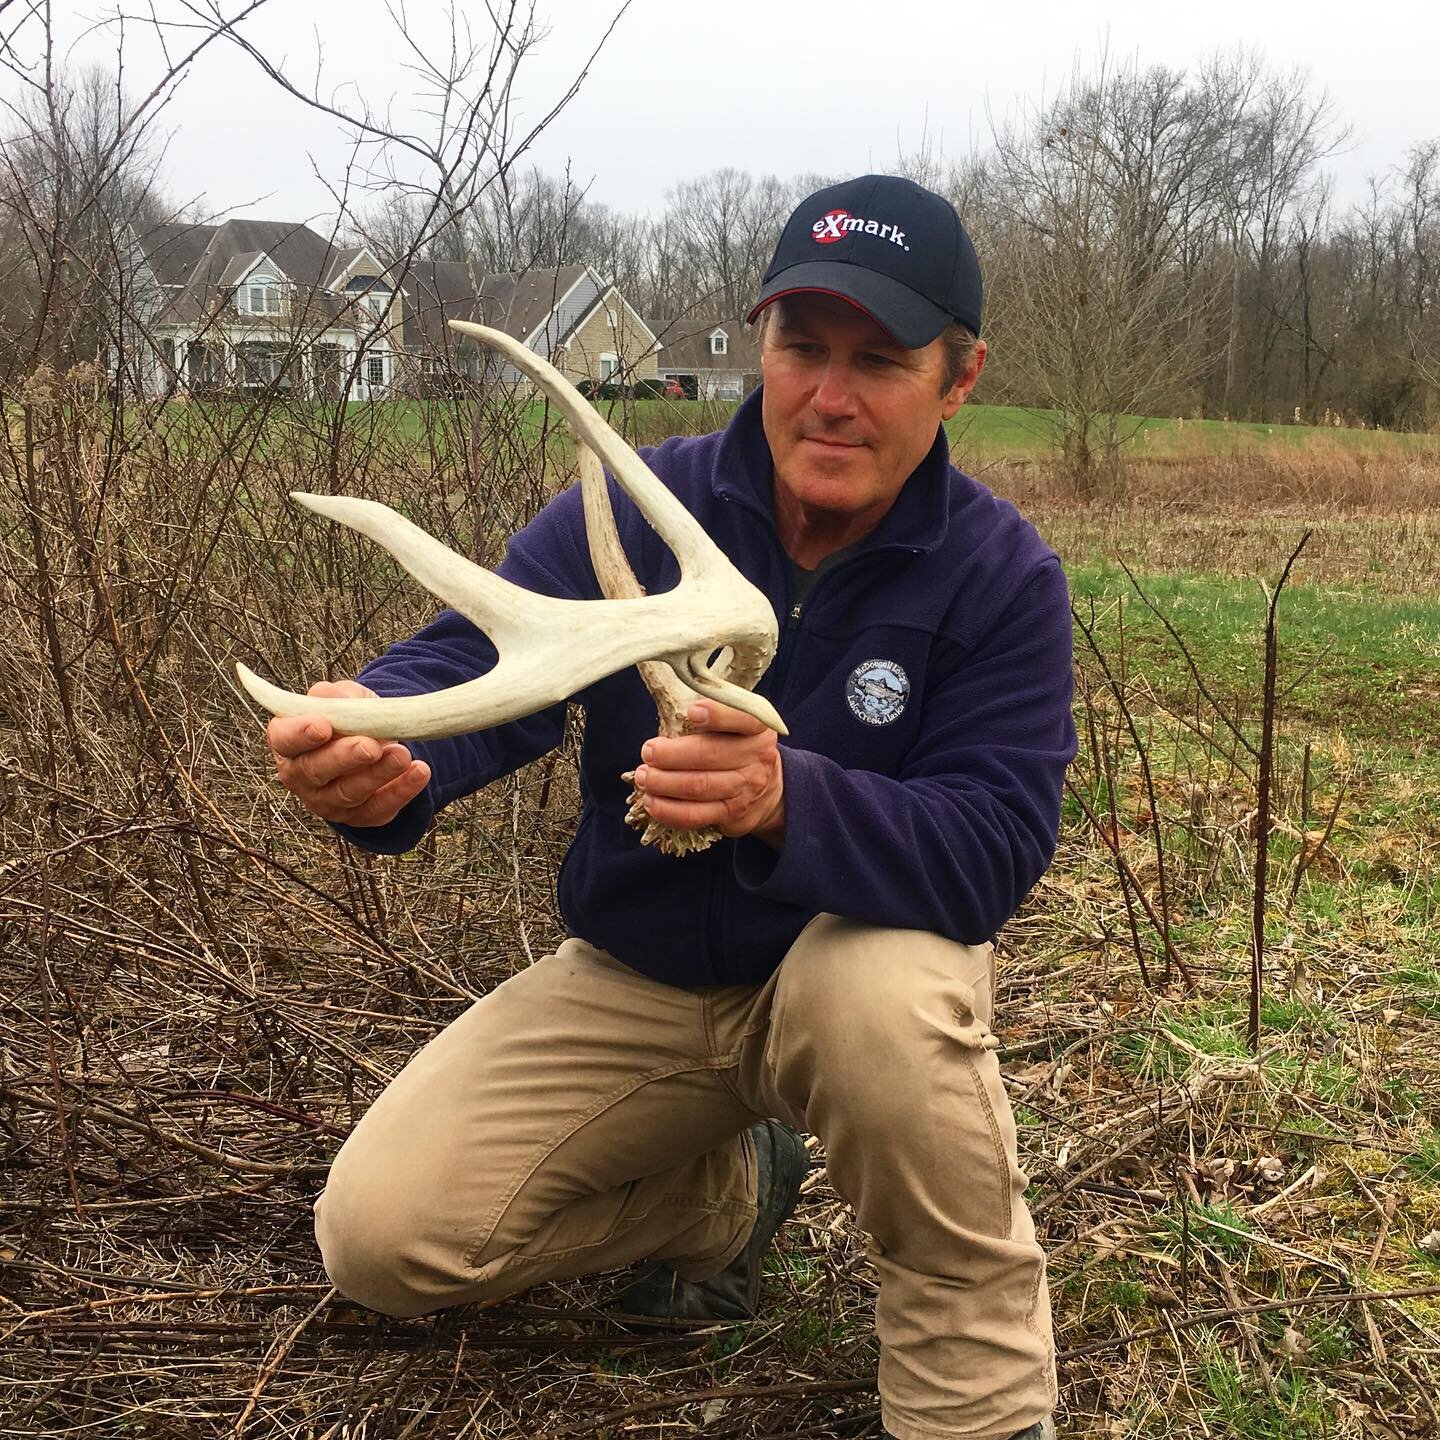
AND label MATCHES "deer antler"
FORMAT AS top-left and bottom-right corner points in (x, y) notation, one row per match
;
(235, 321), (786, 751)
(576, 439), (725, 856)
